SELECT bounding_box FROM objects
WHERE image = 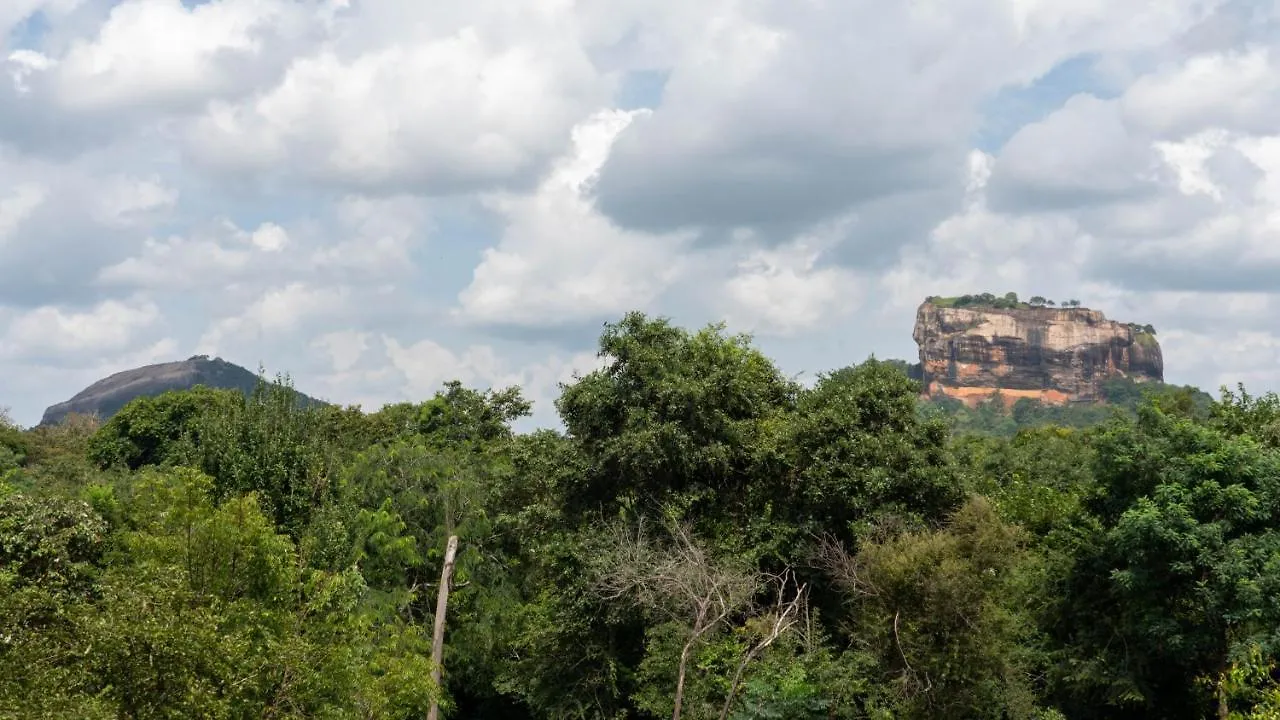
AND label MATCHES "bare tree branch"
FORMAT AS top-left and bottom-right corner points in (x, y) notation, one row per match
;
(592, 518), (760, 720)
(717, 568), (808, 720)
